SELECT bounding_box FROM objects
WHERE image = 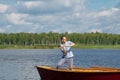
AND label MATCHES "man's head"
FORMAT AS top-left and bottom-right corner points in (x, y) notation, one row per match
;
(61, 36), (67, 43)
